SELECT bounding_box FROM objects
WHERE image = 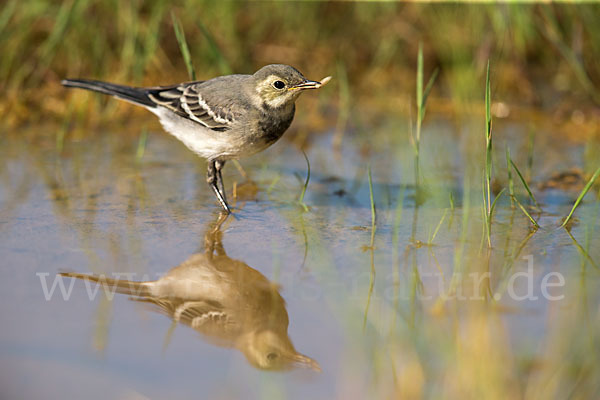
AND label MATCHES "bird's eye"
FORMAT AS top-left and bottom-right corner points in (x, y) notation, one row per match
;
(267, 352), (278, 361)
(273, 80), (286, 90)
